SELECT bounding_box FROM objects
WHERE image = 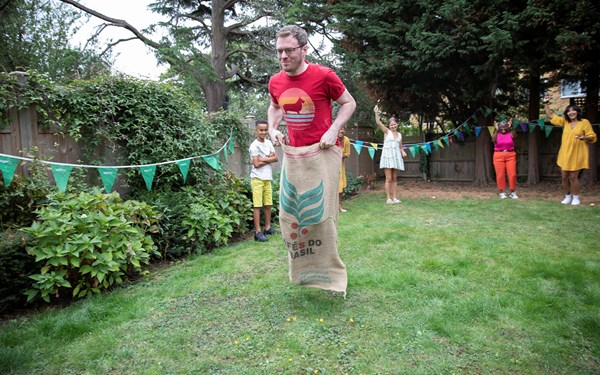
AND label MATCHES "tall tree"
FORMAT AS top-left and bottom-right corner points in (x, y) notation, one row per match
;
(60, 0), (284, 112)
(0, 0), (110, 80)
